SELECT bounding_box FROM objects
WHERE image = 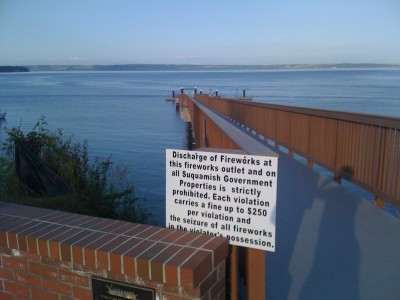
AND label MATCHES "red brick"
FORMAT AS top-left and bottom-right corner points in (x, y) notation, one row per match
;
(218, 290), (226, 300)
(48, 240), (60, 260)
(136, 258), (150, 280)
(146, 227), (176, 242)
(38, 226), (68, 242)
(6, 232), (18, 249)
(37, 239), (49, 257)
(59, 269), (90, 287)
(26, 236), (38, 255)
(60, 243), (71, 261)
(135, 226), (163, 239)
(97, 234), (128, 251)
(31, 288), (58, 300)
(164, 248), (195, 285)
(0, 267), (15, 280)
(60, 229), (93, 246)
(187, 234), (214, 248)
(43, 279), (72, 295)
(55, 213), (88, 226)
(86, 234), (119, 251)
(164, 264), (179, 286)
(70, 231), (105, 249)
(99, 220), (126, 233)
(198, 269), (217, 297)
(180, 268), (195, 290)
(73, 286), (92, 300)
(62, 215), (91, 227)
(9, 251), (40, 264)
(124, 240), (154, 258)
(174, 232), (201, 246)
(201, 293), (210, 300)
(0, 291), (15, 300)
(109, 237), (142, 257)
(107, 221), (133, 234)
(180, 284), (203, 299)
(2, 256), (28, 272)
(2, 204), (54, 220)
(109, 252), (121, 273)
(166, 247), (196, 268)
(71, 245), (83, 265)
(217, 262), (225, 280)
(0, 218), (27, 233)
(86, 218), (116, 231)
(162, 291), (197, 300)
(14, 221), (44, 237)
(150, 261), (163, 283)
(4, 281), (30, 297)
(75, 218), (102, 229)
(38, 211), (70, 223)
(202, 237), (229, 266)
(41, 256), (71, 270)
(83, 248), (96, 268)
(181, 250), (212, 289)
(30, 262), (58, 279)
(0, 232), (7, 247)
(14, 272), (41, 288)
(52, 227), (83, 245)
(210, 276), (225, 300)
(136, 242), (168, 281)
(96, 249), (109, 270)
(121, 223), (148, 236)
(16, 235), (28, 252)
(151, 244), (182, 265)
(0, 247), (12, 256)
(123, 255), (135, 277)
